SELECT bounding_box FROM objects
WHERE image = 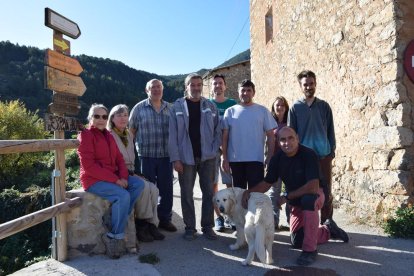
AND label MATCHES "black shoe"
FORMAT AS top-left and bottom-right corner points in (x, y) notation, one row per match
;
(214, 216), (225, 232)
(296, 250), (317, 266)
(202, 228), (218, 240)
(149, 223), (165, 240)
(136, 224), (154, 242)
(159, 221), (177, 232)
(324, 219), (349, 243)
